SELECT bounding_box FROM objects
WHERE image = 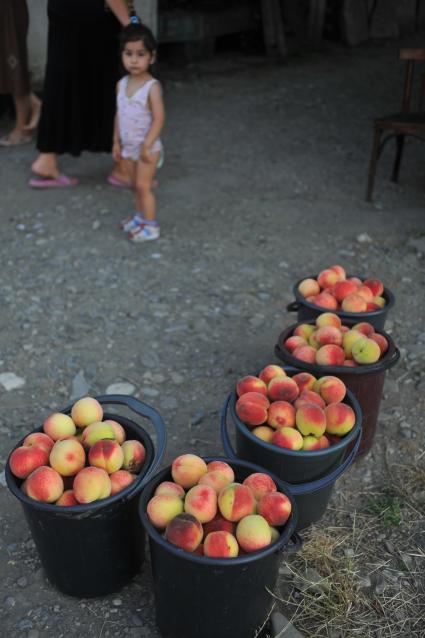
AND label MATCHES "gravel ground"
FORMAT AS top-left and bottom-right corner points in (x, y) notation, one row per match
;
(0, 39), (424, 637)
